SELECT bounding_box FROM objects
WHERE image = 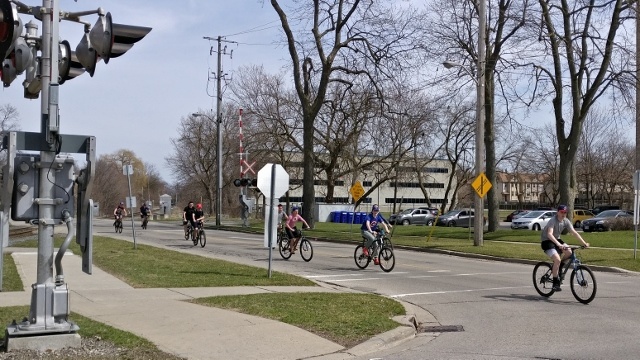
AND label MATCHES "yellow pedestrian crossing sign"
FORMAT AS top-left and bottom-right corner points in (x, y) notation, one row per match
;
(350, 181), (365, 201)
(472, 172), (492, 198)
